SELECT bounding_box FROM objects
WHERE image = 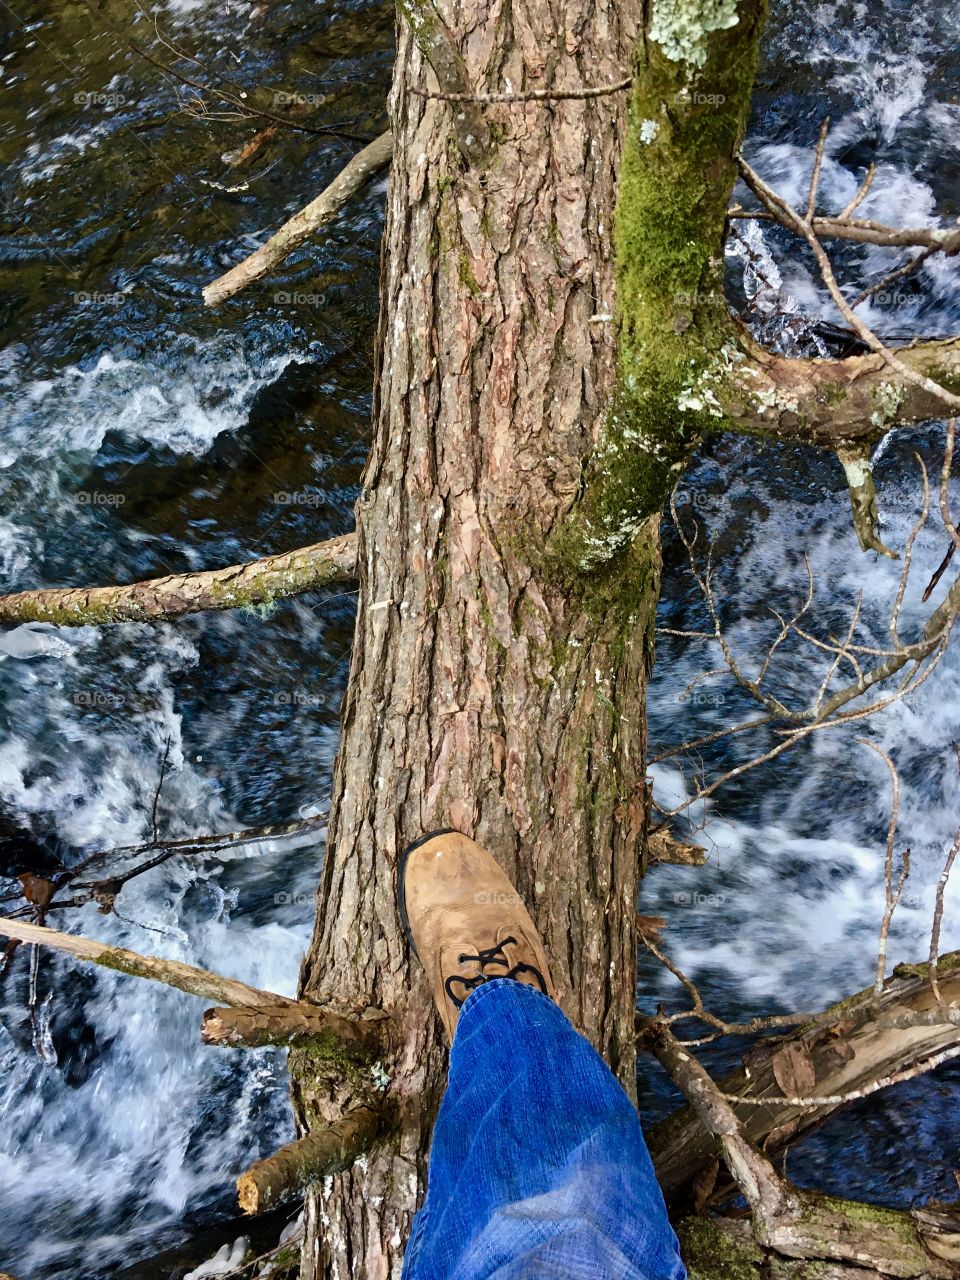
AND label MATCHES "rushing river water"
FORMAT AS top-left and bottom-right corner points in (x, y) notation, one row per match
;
(1, 0), (959, 1276)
